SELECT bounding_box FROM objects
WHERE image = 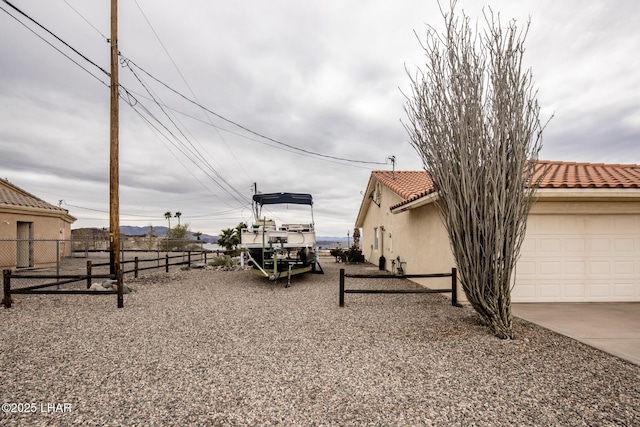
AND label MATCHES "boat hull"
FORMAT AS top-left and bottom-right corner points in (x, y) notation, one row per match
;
(245, 246), (316, 280)
(249, 264), (313, 280)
